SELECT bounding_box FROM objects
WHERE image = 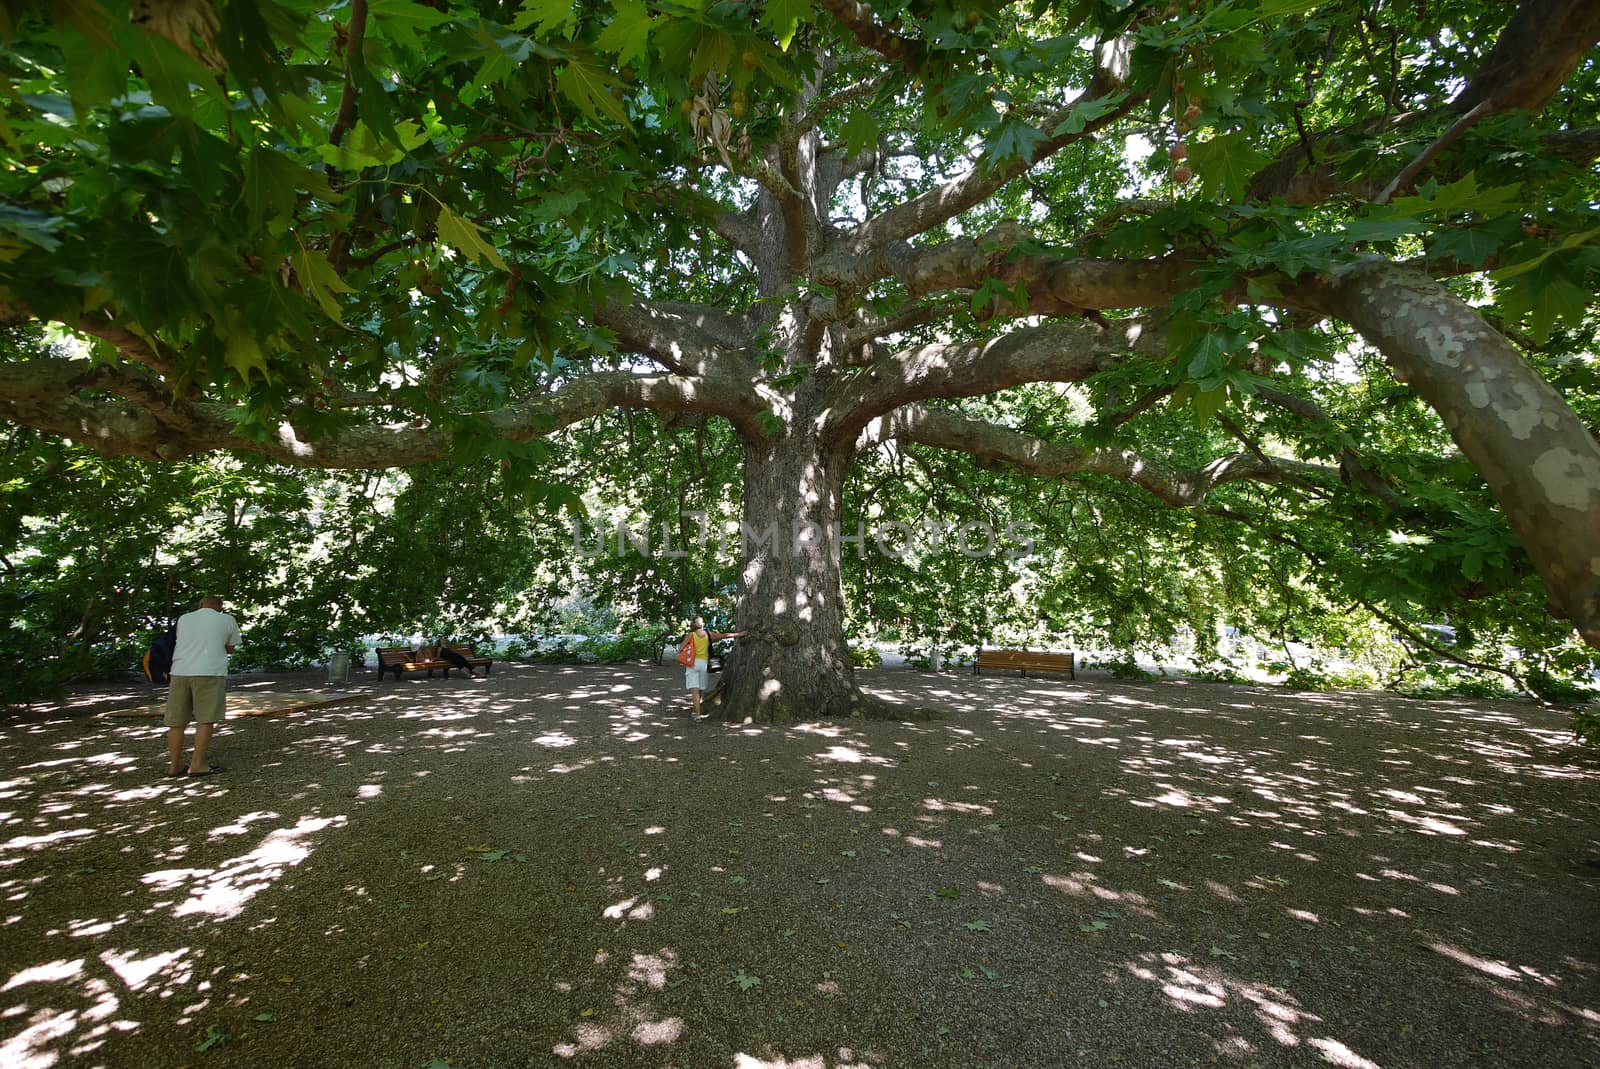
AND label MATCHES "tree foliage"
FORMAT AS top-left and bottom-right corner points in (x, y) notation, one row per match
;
(1, 0), (1597, 718)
